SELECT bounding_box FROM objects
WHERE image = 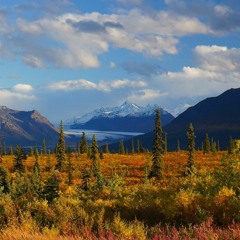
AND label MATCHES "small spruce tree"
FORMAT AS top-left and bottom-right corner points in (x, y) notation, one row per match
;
(80, 132), (88, 154)
(119, 140), (125, 154)
(185, 123), (195, 175)
(131, 139), (135, 154)
(13, 145), (27, 172)
(55, 120), (65, 172)
(203, 133), (211, 154)
(148, 109), (164, 180)
(90, 134), (99, 176)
